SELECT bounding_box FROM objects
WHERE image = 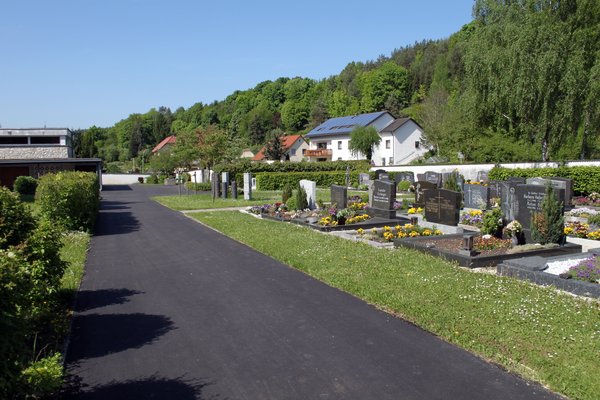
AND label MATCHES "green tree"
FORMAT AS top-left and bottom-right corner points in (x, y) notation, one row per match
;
(349, 126), (381, 161)
(361, 61), (409, 112)
(264, 129), (286, 161)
